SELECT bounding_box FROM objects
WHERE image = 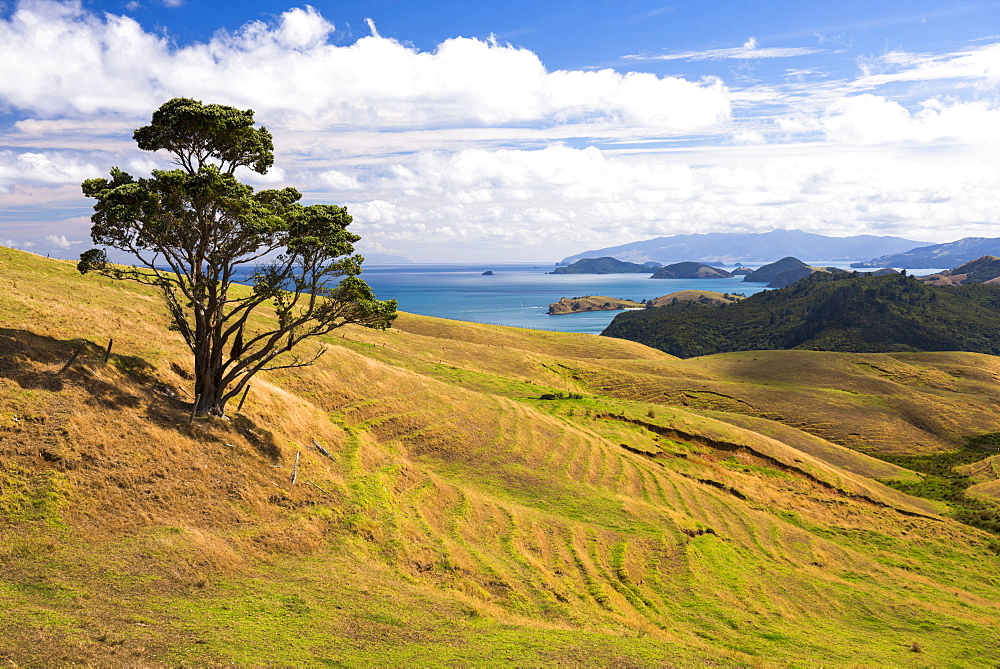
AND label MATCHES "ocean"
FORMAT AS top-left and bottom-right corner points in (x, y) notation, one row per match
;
(228, 261), (934, 335)
(356, 263), (772, 334)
